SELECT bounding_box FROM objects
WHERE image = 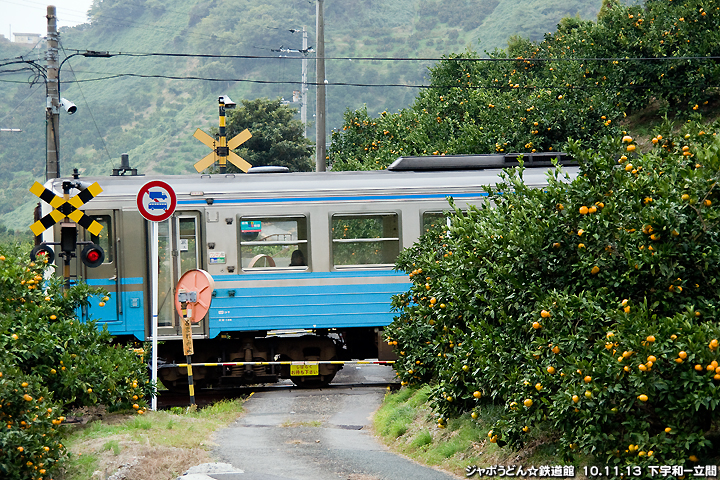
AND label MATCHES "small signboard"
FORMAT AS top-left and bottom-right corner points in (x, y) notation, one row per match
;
(290, 363), (319, 376)
(136, 181), (177, 222)
(209, 252), (226, 264)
